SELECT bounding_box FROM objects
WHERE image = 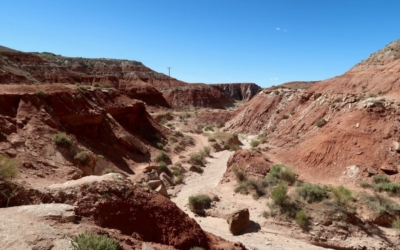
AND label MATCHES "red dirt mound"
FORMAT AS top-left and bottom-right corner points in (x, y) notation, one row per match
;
(225, 149), (271, 180)
(49, 177), (247, 250)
